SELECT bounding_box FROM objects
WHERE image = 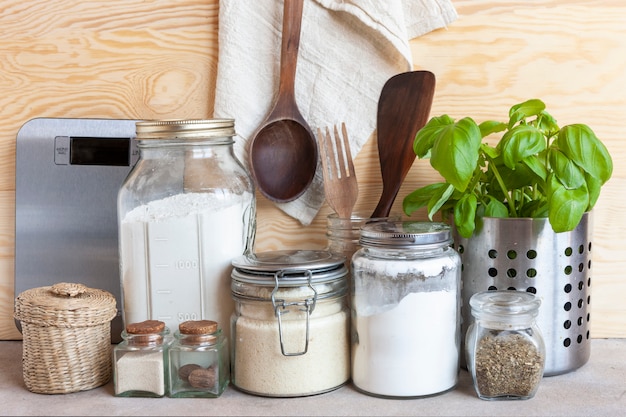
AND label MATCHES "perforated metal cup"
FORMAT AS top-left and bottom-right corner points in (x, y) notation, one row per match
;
(454, 213), (591, 376)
